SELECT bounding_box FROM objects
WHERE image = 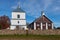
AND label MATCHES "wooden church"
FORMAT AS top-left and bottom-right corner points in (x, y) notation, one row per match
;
(28, 11), (54, 30)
